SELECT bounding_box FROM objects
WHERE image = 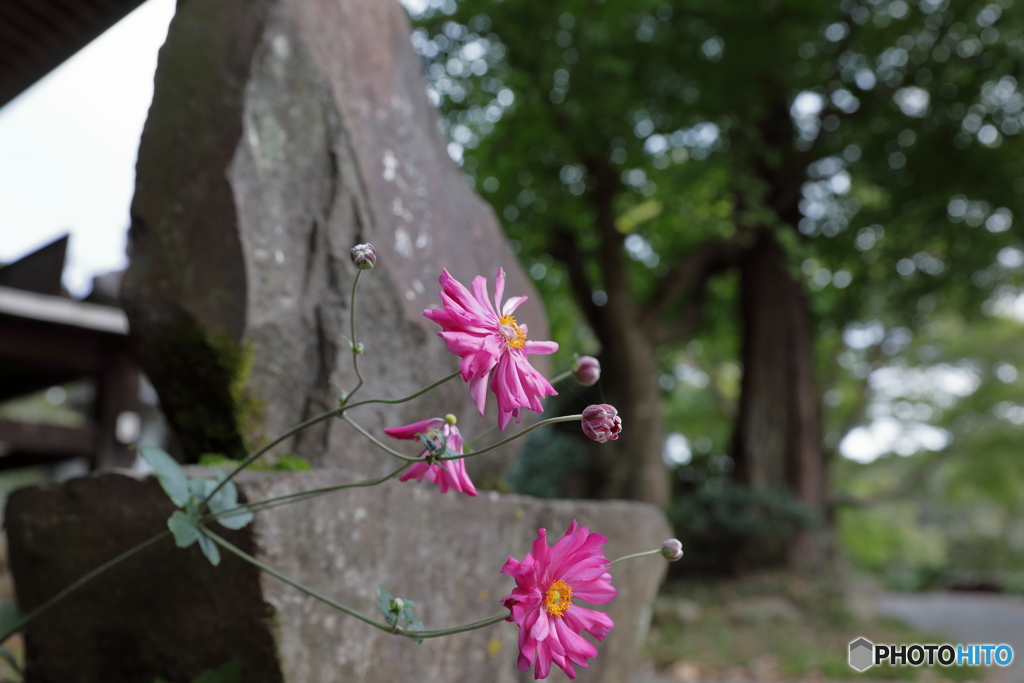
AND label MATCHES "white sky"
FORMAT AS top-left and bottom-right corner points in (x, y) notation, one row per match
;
(0, 0), (176, 296)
